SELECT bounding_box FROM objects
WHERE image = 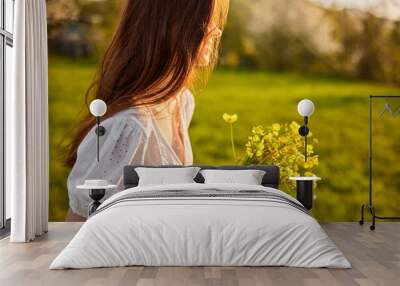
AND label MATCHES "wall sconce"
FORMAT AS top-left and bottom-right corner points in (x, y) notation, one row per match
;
(297, 99), (315, 162)
(89, 99), (107, 162)
(290, 99), (320, 210)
